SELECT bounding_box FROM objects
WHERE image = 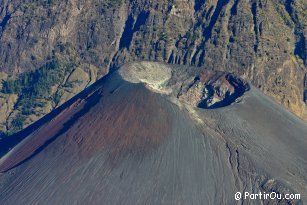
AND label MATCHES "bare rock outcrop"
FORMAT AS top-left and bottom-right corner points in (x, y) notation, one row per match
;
(177, 70), (250, 108)
(119, 62), (250, 109)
